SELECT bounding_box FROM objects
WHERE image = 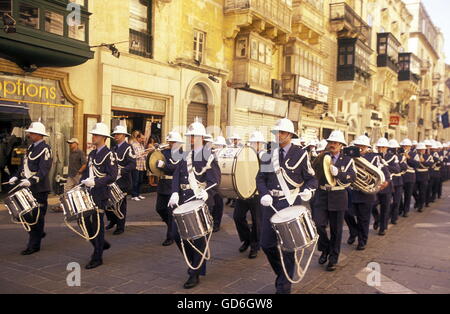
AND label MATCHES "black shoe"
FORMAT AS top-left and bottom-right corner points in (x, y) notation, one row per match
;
(248, 249), (258, 259)
(113, 229), (124, 235)
(391, 220), (397, 225)
(373, 221), (379, 231)
(85, 259), (103, 269)
(183, 275), (199, 289)
(356, 244), (366, 251)
(212, 226), (220, 233)
(418, 207), (423, 213)
(162, 239), (174, 246)
(41, 232), (46, 239)
(402, 213), (409, 217)
(326, 262), (337, 272)
(106, 222), (116, 230)
(425, 203), (430, 208)
(378, 230), (386, 236)
(318, 252), (328, 265)
(103, 242), (111, 250)
(21, 248), (40, 255)
(347, 236), (356, 245)
(239, 241), (250, 253)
